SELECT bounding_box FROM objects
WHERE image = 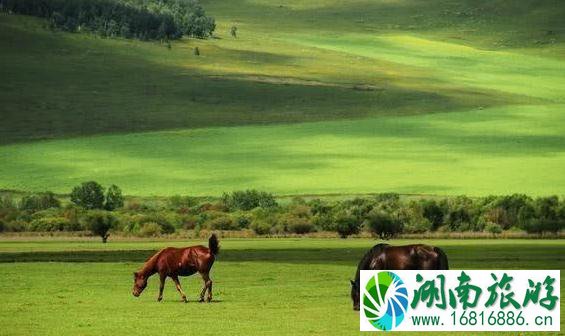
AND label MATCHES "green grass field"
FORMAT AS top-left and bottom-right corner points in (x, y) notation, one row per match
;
(1, 0), (565, 196)
(0, 238), (563, 335)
